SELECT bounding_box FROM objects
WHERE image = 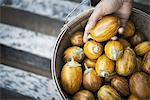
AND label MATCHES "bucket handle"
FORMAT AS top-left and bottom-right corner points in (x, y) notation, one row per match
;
(61, 0), (92, 32)
(65, 0), (91, 23)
